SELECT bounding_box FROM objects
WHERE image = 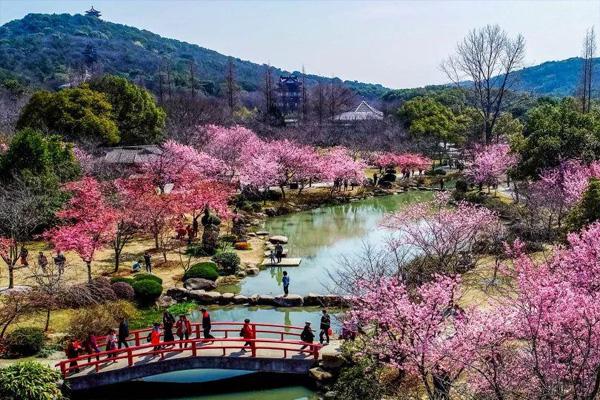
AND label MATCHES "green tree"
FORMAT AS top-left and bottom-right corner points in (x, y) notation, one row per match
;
(89, 75), (165, 144)
(567, 178), (600, 232)
(517, 98), (600, 178)
(397, 97), (464, 145)
(16, 88), (119, 145)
